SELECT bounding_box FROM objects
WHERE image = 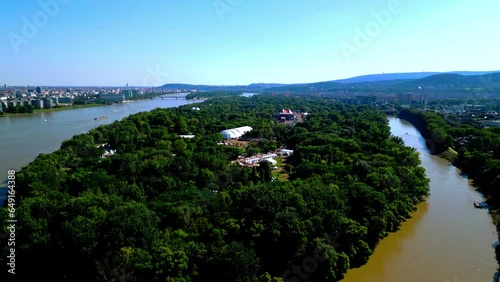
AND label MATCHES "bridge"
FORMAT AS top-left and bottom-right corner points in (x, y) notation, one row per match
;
(149, 96), (187, 100)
